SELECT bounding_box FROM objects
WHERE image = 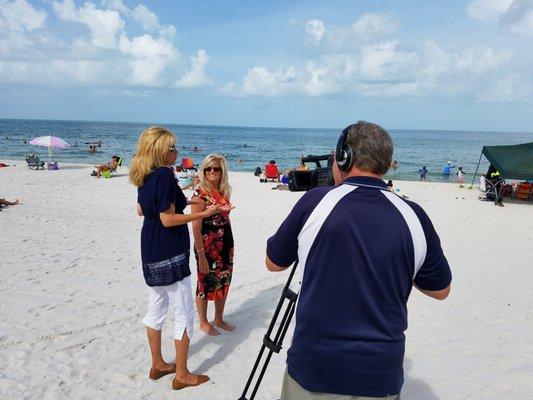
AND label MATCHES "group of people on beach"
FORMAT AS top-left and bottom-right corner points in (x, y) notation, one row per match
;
(128, 122), (451, 399)
(130, 127), (235, 390)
